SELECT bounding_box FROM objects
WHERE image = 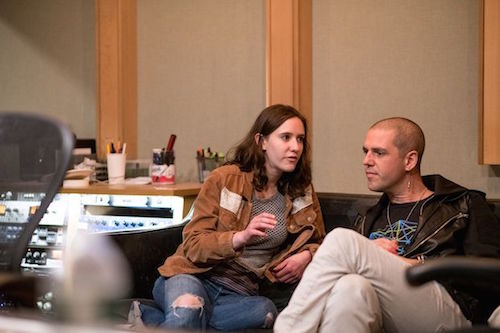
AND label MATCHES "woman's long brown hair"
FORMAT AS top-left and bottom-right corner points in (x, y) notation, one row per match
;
(226, 104), (311, 198)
